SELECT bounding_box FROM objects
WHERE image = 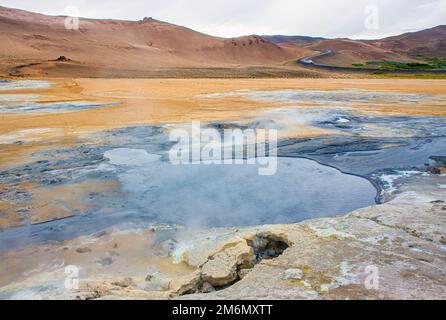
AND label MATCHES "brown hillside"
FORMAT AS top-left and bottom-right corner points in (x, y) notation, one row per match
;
(0, 6), (302, 77)
(372, 25), (446, 58)
(306, 38), (421, 67)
